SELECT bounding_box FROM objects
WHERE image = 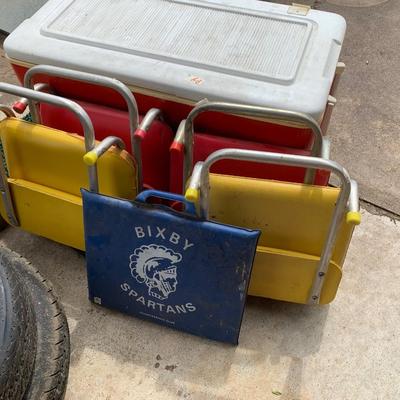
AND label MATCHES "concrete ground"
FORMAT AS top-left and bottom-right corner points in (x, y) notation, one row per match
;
(0, 0), (48, 33)
(271, 0), (400, 215)
(0, 1), (399, 399)
(0, 210), (399, 400)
